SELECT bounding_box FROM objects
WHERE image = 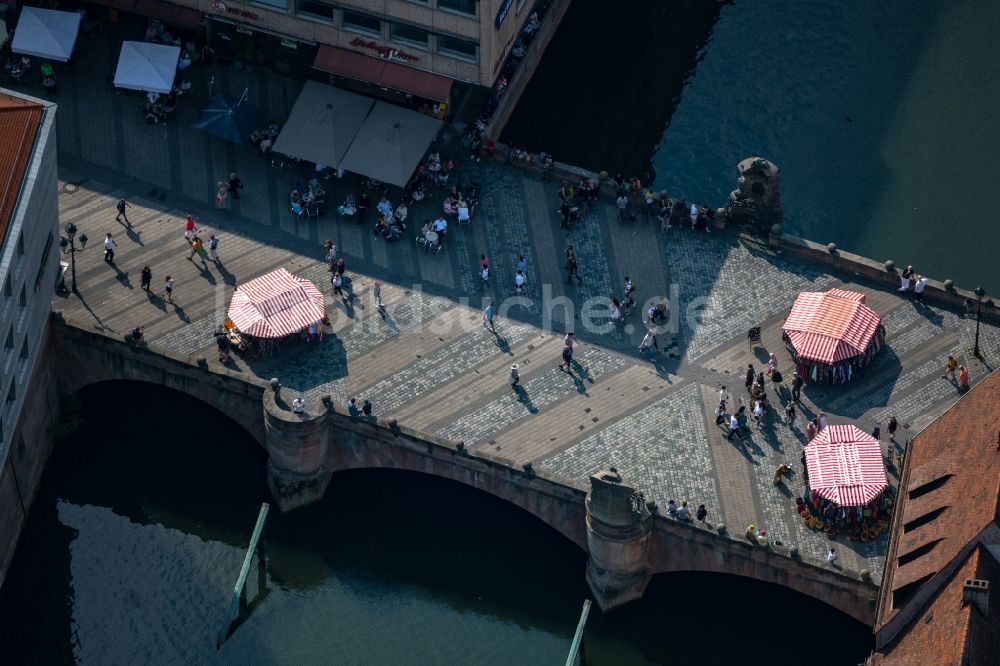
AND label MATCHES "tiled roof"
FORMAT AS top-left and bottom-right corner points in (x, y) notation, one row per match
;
(0, 92), (45, 244)
(872, 370), (1000, 664)
(872, 545), (1000, 665)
